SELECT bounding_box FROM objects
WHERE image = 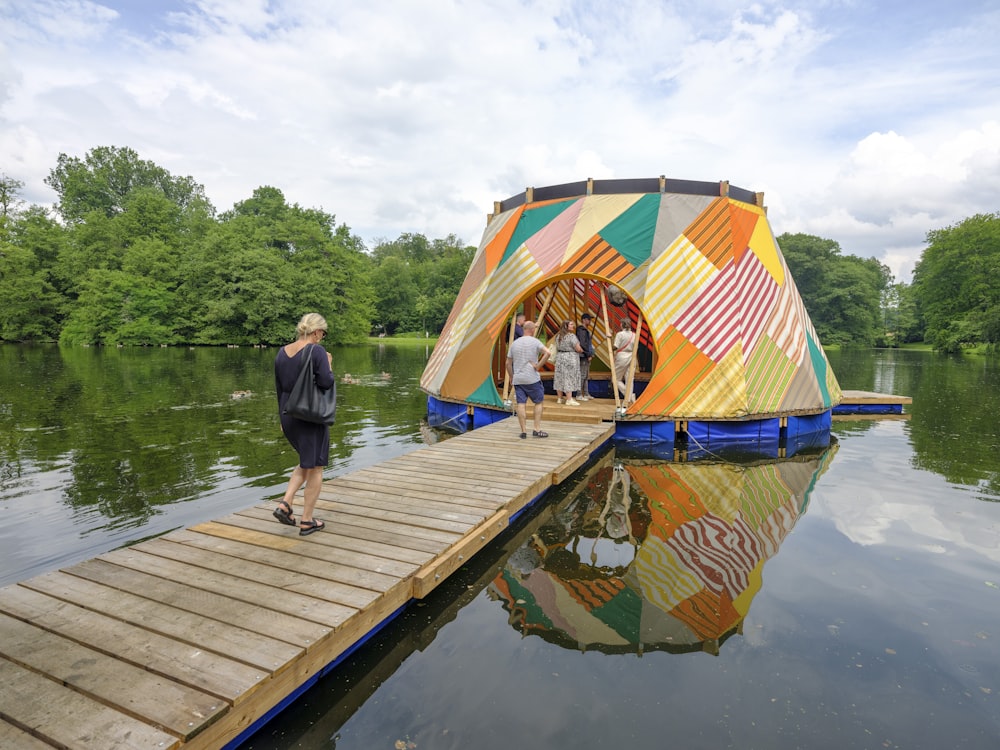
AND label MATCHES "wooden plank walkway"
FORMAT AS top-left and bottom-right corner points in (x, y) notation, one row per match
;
(0, 420), (614, 750)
